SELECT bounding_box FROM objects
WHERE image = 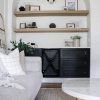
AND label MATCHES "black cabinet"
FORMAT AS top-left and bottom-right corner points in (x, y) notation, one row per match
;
(61, 48), (90, 59)
(42, 49), (60, 77)
(60, 48), (90, 78)
(25, 48), (42, 57)
(25, 48), (90, 78)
